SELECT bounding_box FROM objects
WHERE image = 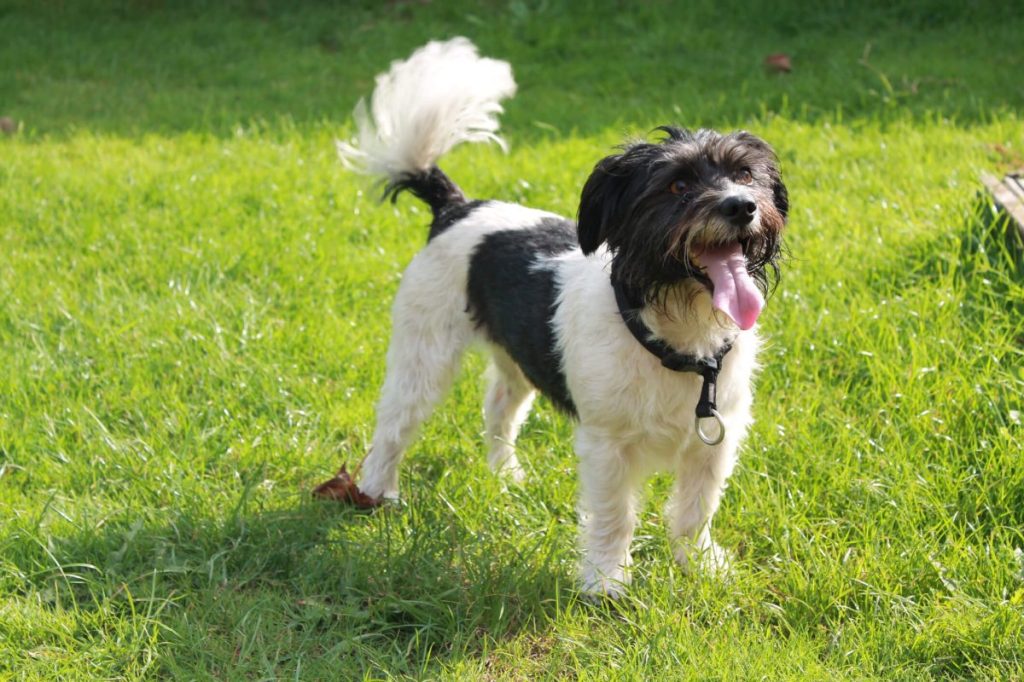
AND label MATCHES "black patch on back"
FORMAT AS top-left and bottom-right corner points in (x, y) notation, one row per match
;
(467, 218), (579, 416)
(431, 200), (489, 241)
